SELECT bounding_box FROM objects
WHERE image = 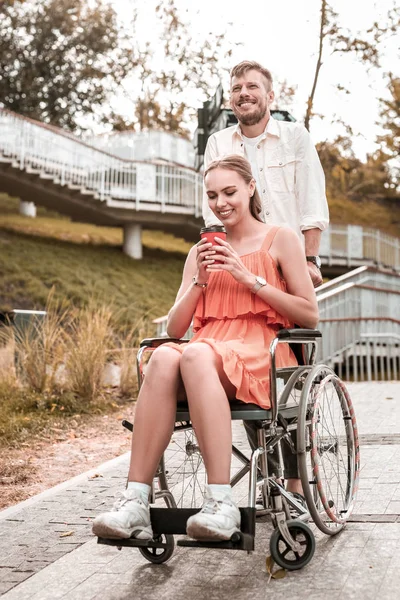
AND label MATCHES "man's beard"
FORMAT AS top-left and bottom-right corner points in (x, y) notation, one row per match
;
(232, 103), (267, 126)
